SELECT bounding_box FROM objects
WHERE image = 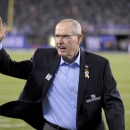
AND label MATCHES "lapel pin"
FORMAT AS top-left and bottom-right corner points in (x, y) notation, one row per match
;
(45, 73), (52, 81)
(84, 65), (89, 79)
(85, 65), (88, 68)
